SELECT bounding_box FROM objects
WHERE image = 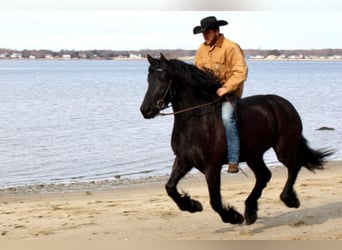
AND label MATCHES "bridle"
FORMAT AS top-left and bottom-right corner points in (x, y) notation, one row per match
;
(156, 79), (173, 111)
